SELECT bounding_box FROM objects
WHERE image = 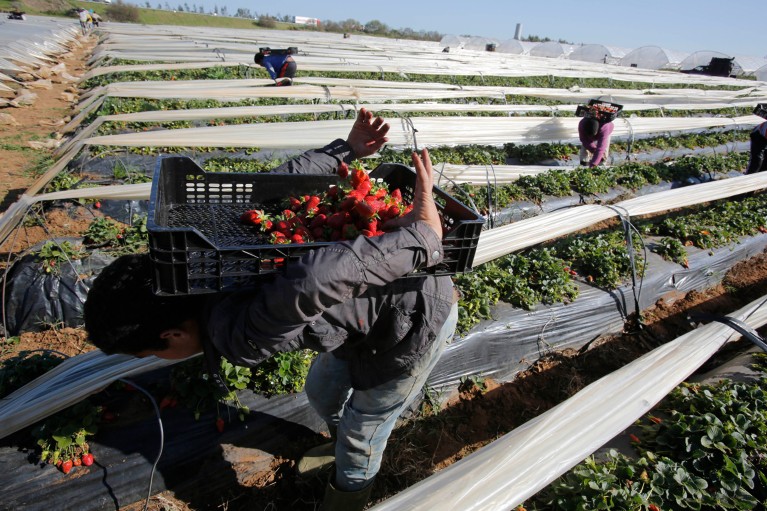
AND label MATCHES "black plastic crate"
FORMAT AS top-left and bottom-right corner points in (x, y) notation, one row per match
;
(754, 103), (767, 120)
(576, 99), (623, 122)
(148, 156), (485, 295)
